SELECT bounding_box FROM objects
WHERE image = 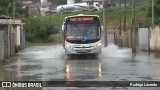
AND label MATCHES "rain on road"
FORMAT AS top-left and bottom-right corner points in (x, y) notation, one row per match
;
(1, 35), (160, 90)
